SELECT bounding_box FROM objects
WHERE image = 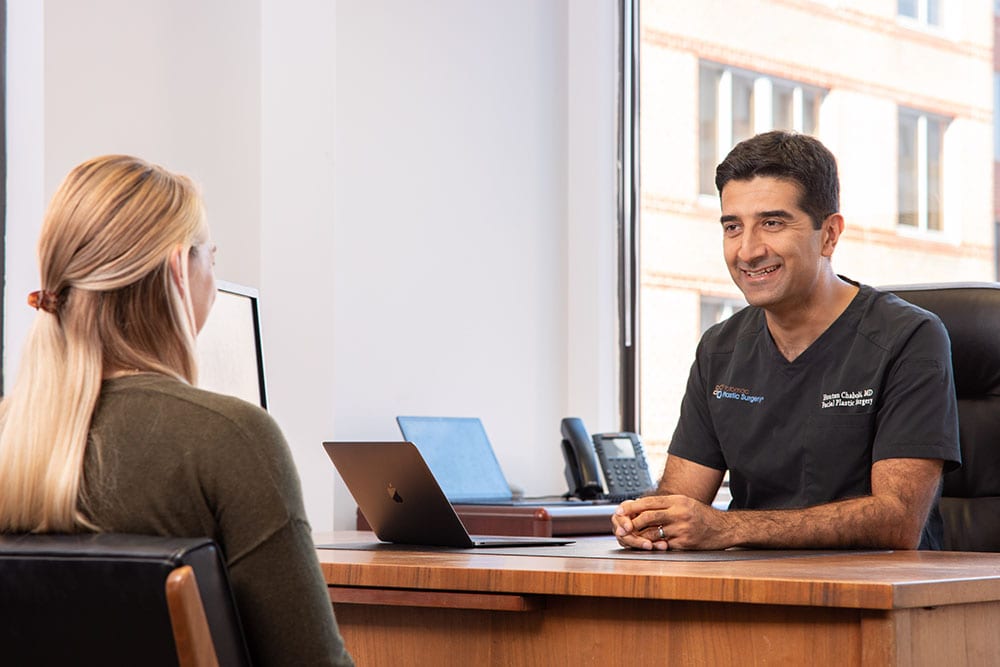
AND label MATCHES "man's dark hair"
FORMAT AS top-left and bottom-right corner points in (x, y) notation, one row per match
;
(715, 130), (839, 229)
